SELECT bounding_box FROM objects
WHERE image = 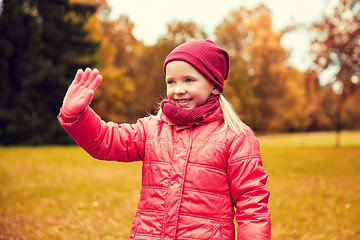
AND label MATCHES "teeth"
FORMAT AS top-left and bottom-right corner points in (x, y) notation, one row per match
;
(177, 99), (190, 103)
